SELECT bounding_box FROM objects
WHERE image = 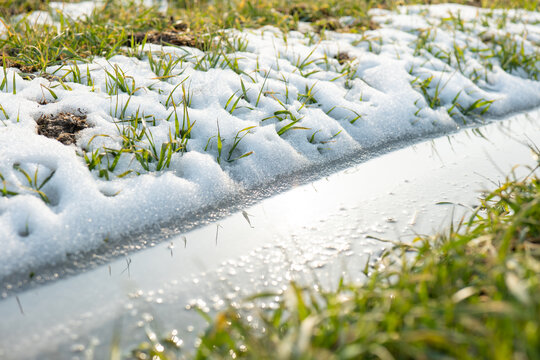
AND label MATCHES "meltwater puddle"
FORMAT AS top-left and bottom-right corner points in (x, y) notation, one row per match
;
(0, 110), (539, 359)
